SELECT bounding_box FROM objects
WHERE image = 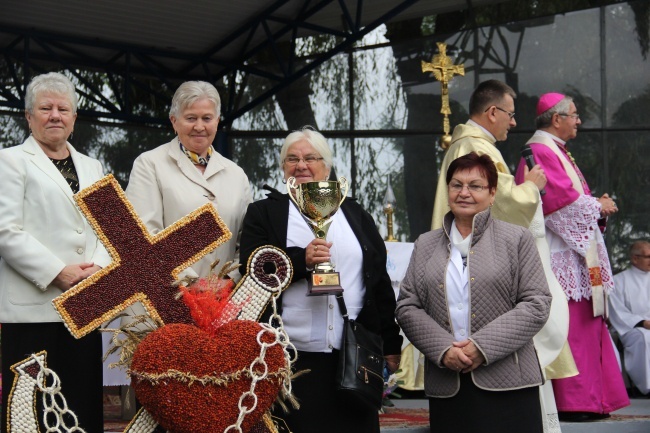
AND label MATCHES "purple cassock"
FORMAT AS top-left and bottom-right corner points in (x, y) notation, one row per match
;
(515, 135), (629, 415)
